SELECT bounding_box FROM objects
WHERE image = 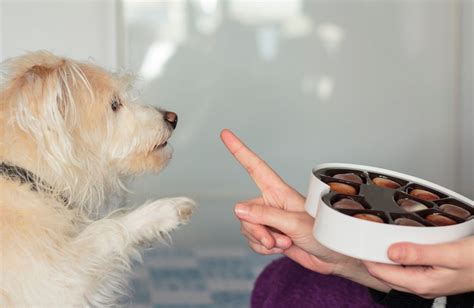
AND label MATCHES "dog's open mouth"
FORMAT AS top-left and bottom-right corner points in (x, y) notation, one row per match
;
(152, 141), (168, 151)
